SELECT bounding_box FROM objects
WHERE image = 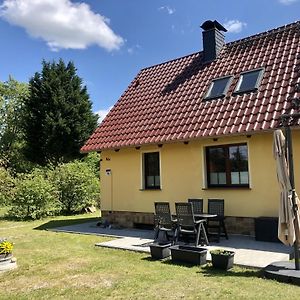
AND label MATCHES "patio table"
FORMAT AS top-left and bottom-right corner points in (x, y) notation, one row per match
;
(194, 213), (217, 219)
(194, 213), (218, 242)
